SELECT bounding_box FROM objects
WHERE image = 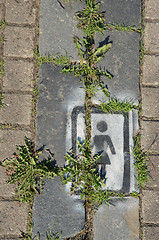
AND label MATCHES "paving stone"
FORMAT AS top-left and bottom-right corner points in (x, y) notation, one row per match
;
(0, 201), (28, 237)
(143, 226), (159, 240)
(144, 23), (159, 53)
(4, 26), (35, 58)
(145, 0), (159, 20)
(0, 130), (31, 161)
(142, 87), (159, 118)
(96, 30), (140, 104)
(3, 60), (34, 91)
(142, 55), (159, 86)
(141, 121), (159, 152)
(94, 197), (139, 240)
(6, 0), (36, 25)
(32, 177), (85, 239)
(0, 94), (32, 125)
(0, 166), (15, 198)
(101, 0), (141, 27)
(142, 190), (159, 224)
(146, 155), (159, 188)
(0, 2), (4, 20)
(39, 0), (141, 58)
